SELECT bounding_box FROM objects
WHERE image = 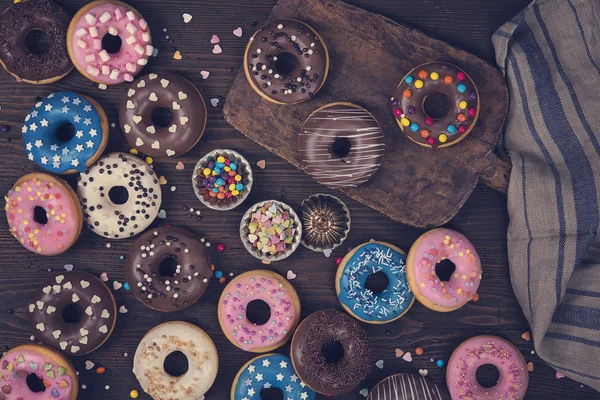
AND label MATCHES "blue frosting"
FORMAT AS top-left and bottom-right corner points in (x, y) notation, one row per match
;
(22, 92), (104, 173)
(337, 242), (413, 322)
(233, 354), (315, 400)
